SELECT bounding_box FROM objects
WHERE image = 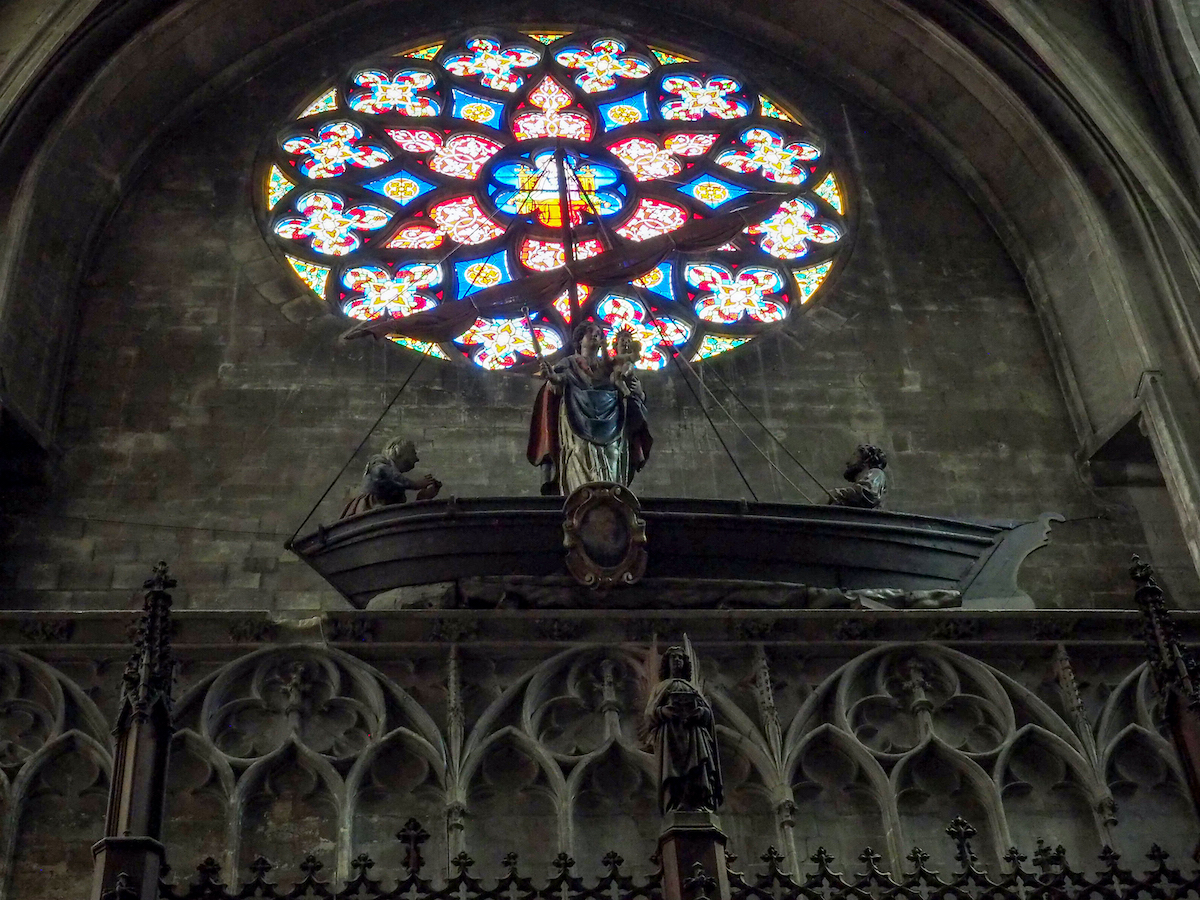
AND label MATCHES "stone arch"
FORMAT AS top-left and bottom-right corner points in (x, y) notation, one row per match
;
(463, 645), (649, 766)
(200, 646), (386, 764)
(785, 644), (1021, 769)
(834, 645), (1015, 759)
(891, 739), (1008, 874)
(460, 728), (566, 881)
(994, 725), (1104, 869)
(709, 685), (785, 794)
(234, 738), (344, 880)
(0, 650), (111, 900)
(717, 728), (786, 869)
(1101, 723), (1198, 862)
(463, 646), (585, 759)
(5, 731), (111, 900)
(524, 647), (648, 758)
(788, 724), (896, 873)
(4, 0), (1200, 567)
(344, 727), (448, 879)
(565, 741), (657, 878)
(1096, 664), (1160, 749)
(163, 728), (238, 876)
